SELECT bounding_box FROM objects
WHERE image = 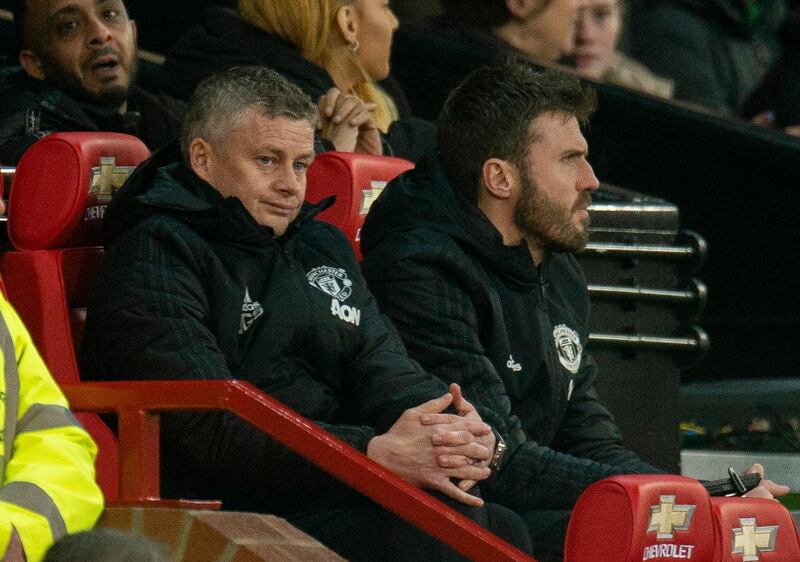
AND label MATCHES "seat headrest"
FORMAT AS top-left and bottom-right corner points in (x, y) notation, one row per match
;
(565, 474), (716, 562)
(8, 132), (149, 251)
(306, 151), (414, 260)
(711, 496), (800, 561)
